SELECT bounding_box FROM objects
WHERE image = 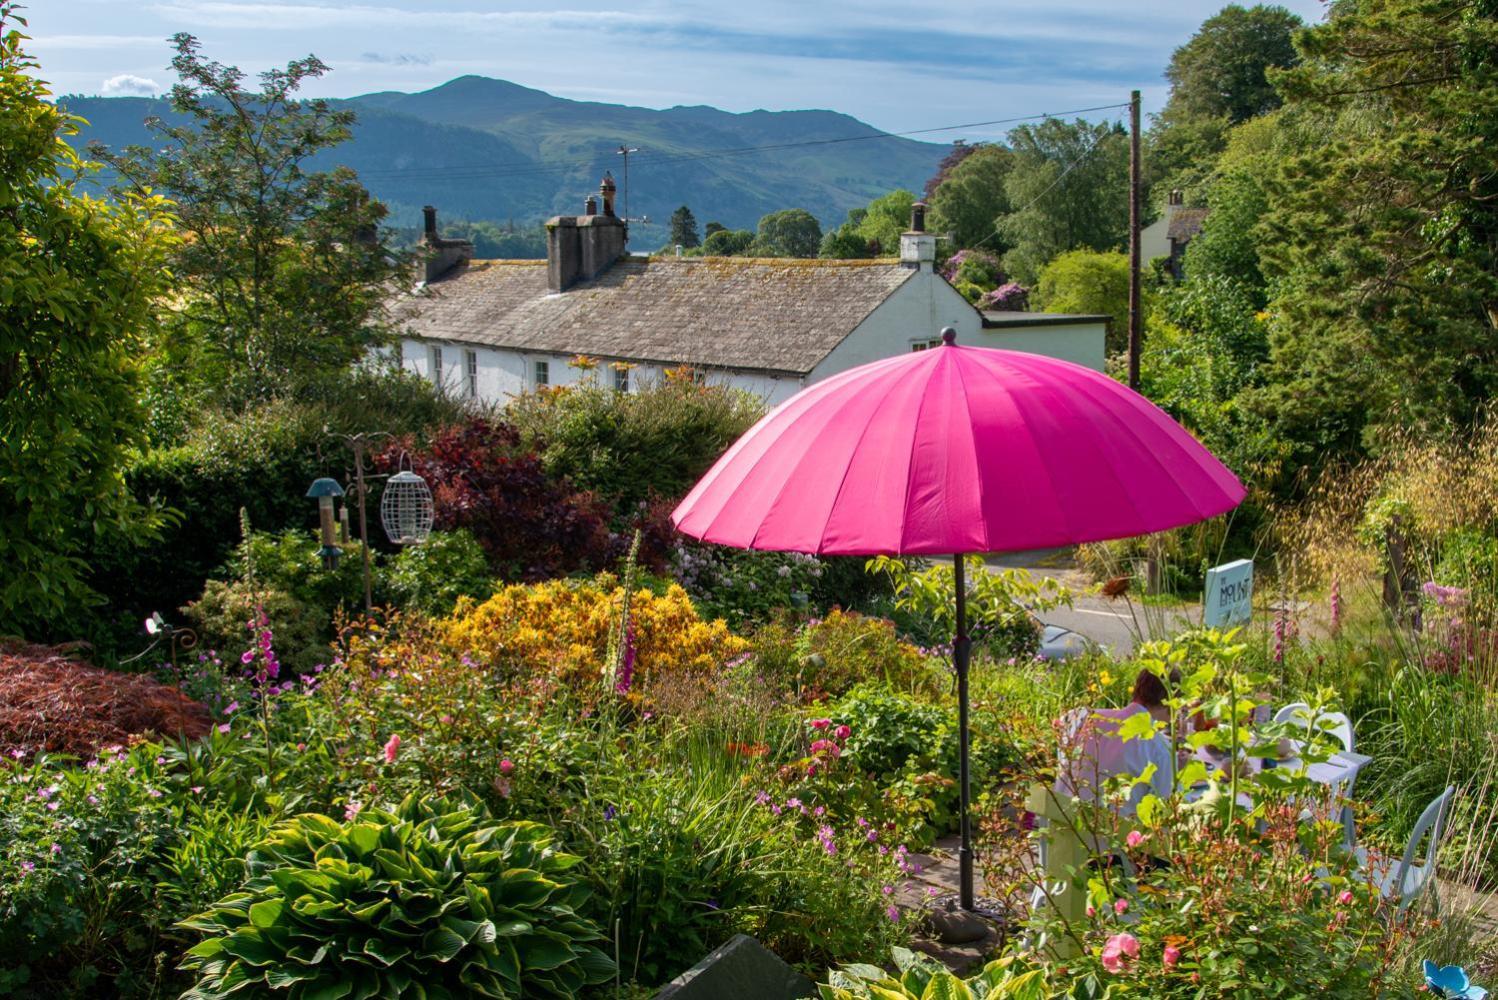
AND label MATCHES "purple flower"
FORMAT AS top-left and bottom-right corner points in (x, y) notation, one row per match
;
(603, 805), (618, 821)
(885, 905), (901, 923)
